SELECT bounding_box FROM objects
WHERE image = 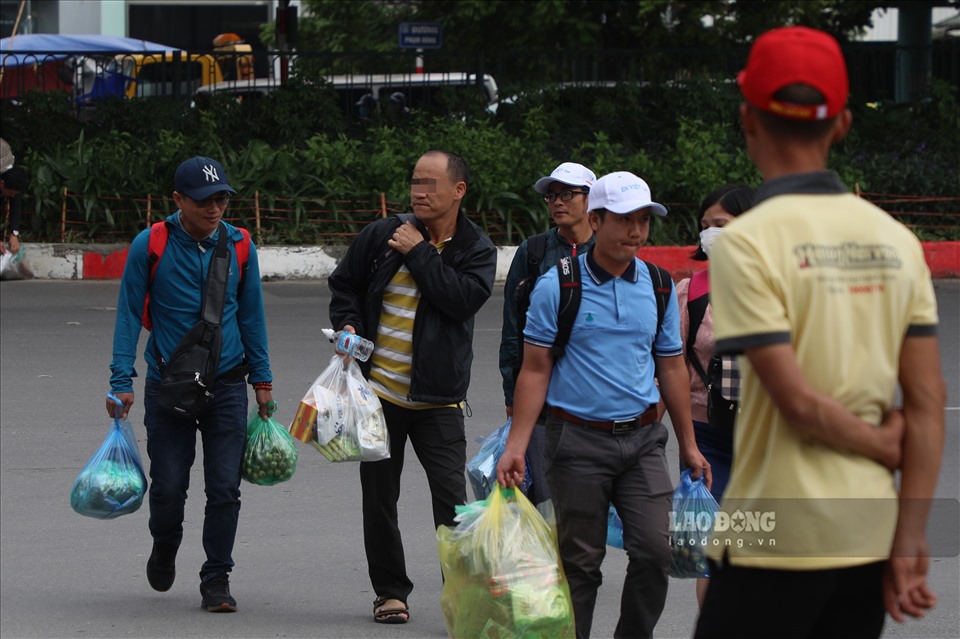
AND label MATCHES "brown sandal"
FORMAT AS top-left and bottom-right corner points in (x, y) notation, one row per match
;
(373, 596), (409, 624)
